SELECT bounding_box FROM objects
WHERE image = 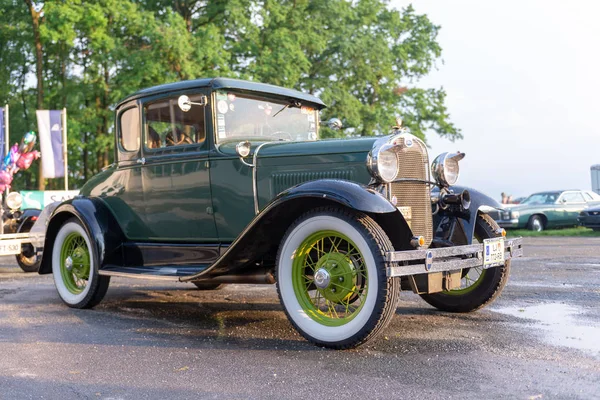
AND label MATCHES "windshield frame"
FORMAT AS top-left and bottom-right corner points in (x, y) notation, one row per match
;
(210, 89), (320, 144)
